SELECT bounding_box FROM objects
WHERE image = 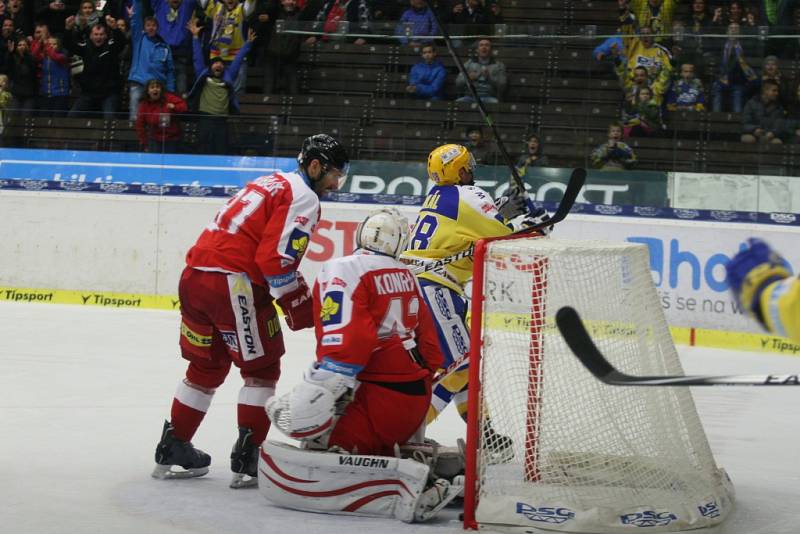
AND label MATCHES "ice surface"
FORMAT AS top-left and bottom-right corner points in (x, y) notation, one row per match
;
(2, 302), (799, 533)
